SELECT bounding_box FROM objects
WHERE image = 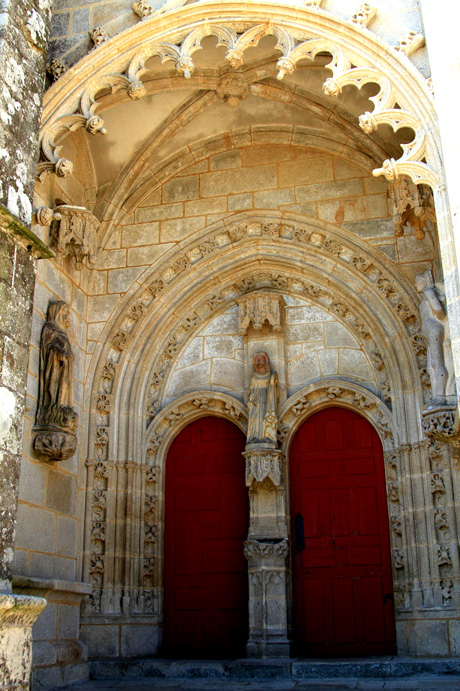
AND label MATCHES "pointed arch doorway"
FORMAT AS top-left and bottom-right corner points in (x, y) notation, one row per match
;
(290, 407), (396, 657)
(163, 416), (248, 658)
